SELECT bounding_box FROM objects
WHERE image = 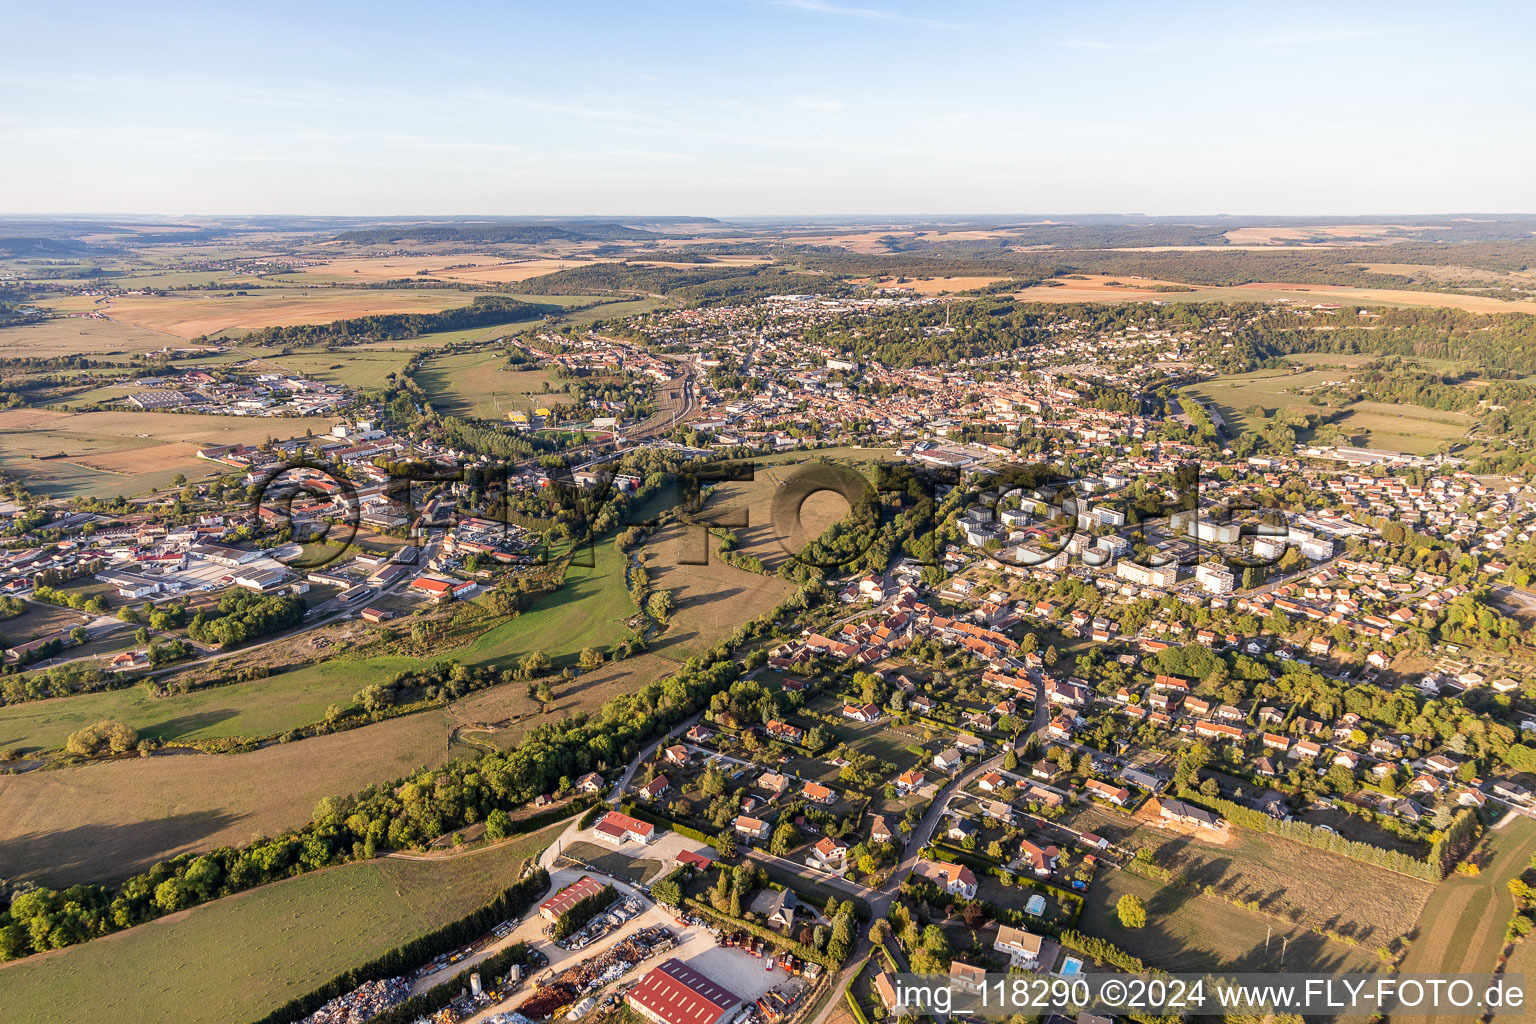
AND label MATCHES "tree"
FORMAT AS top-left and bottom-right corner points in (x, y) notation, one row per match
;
(770, 820), (798, 856)
(520, 649), (552, 676)
(485, 808), (512, 840)
(647, 590), (675, 624)
(579, 647), (605, 670)
(1116, 893), (1146, 929)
